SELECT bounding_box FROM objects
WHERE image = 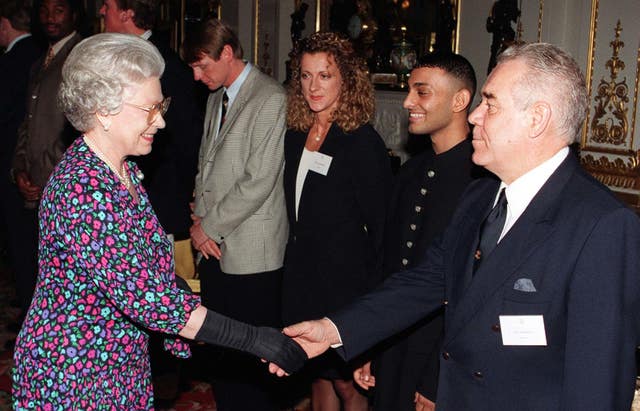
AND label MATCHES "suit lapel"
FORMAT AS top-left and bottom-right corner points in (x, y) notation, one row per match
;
(284, 130), (306, 223)
(447, 183), (498, 308)
(203, 66), (258, 160)
(444, 154), (578, 345)
(217, 67), (257, 138)
(201, 90), (224, 161)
